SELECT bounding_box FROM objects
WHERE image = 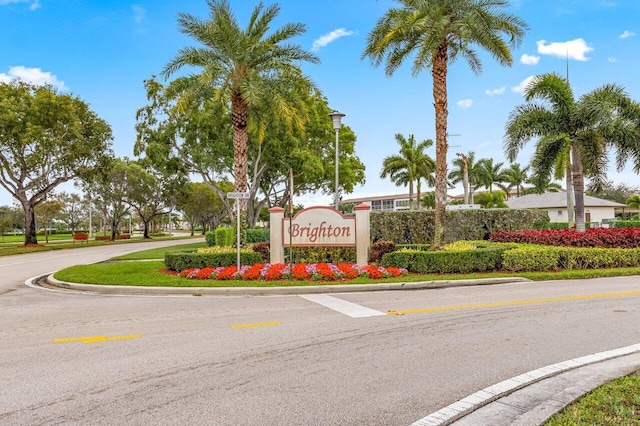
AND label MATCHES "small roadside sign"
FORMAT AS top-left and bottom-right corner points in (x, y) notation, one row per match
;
(226, 192), (250, 199)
